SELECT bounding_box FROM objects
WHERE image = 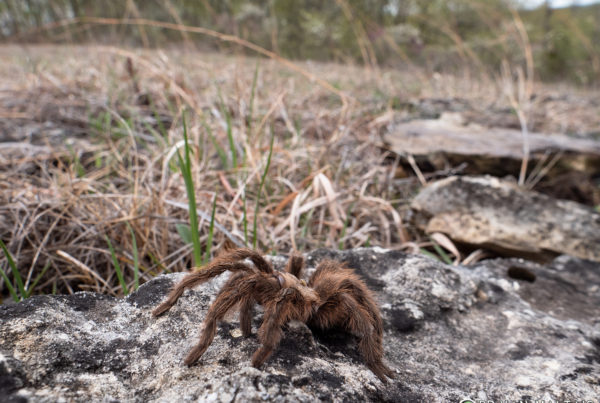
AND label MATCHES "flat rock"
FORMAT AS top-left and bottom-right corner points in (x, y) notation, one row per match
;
(383, 116), (600, 205)
(1, 248), (599, 402)
(411, 175), (600, 262)
(384, 116), (600, 158)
